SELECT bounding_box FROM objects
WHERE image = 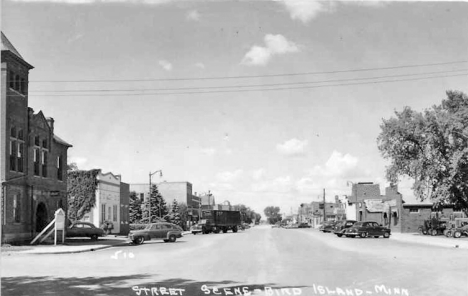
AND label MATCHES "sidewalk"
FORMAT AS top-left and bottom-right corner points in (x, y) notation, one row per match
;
(390, 232), (468, 250)
(1, 235), (130, 255)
